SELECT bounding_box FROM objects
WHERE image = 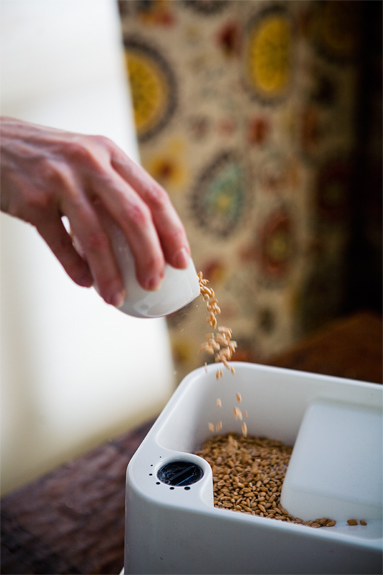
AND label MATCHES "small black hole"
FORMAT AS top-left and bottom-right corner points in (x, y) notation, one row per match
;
(170, 487), (175, 490)
(149, 473), (152, 476)
(156, 482), (160, 485)
(157, 461), (203, 487)
(184, 486), (191, 491)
